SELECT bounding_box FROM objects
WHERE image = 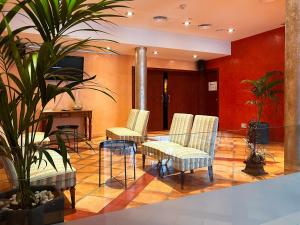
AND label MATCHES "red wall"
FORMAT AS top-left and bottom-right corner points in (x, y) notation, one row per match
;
(207, 27), (285, 140)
